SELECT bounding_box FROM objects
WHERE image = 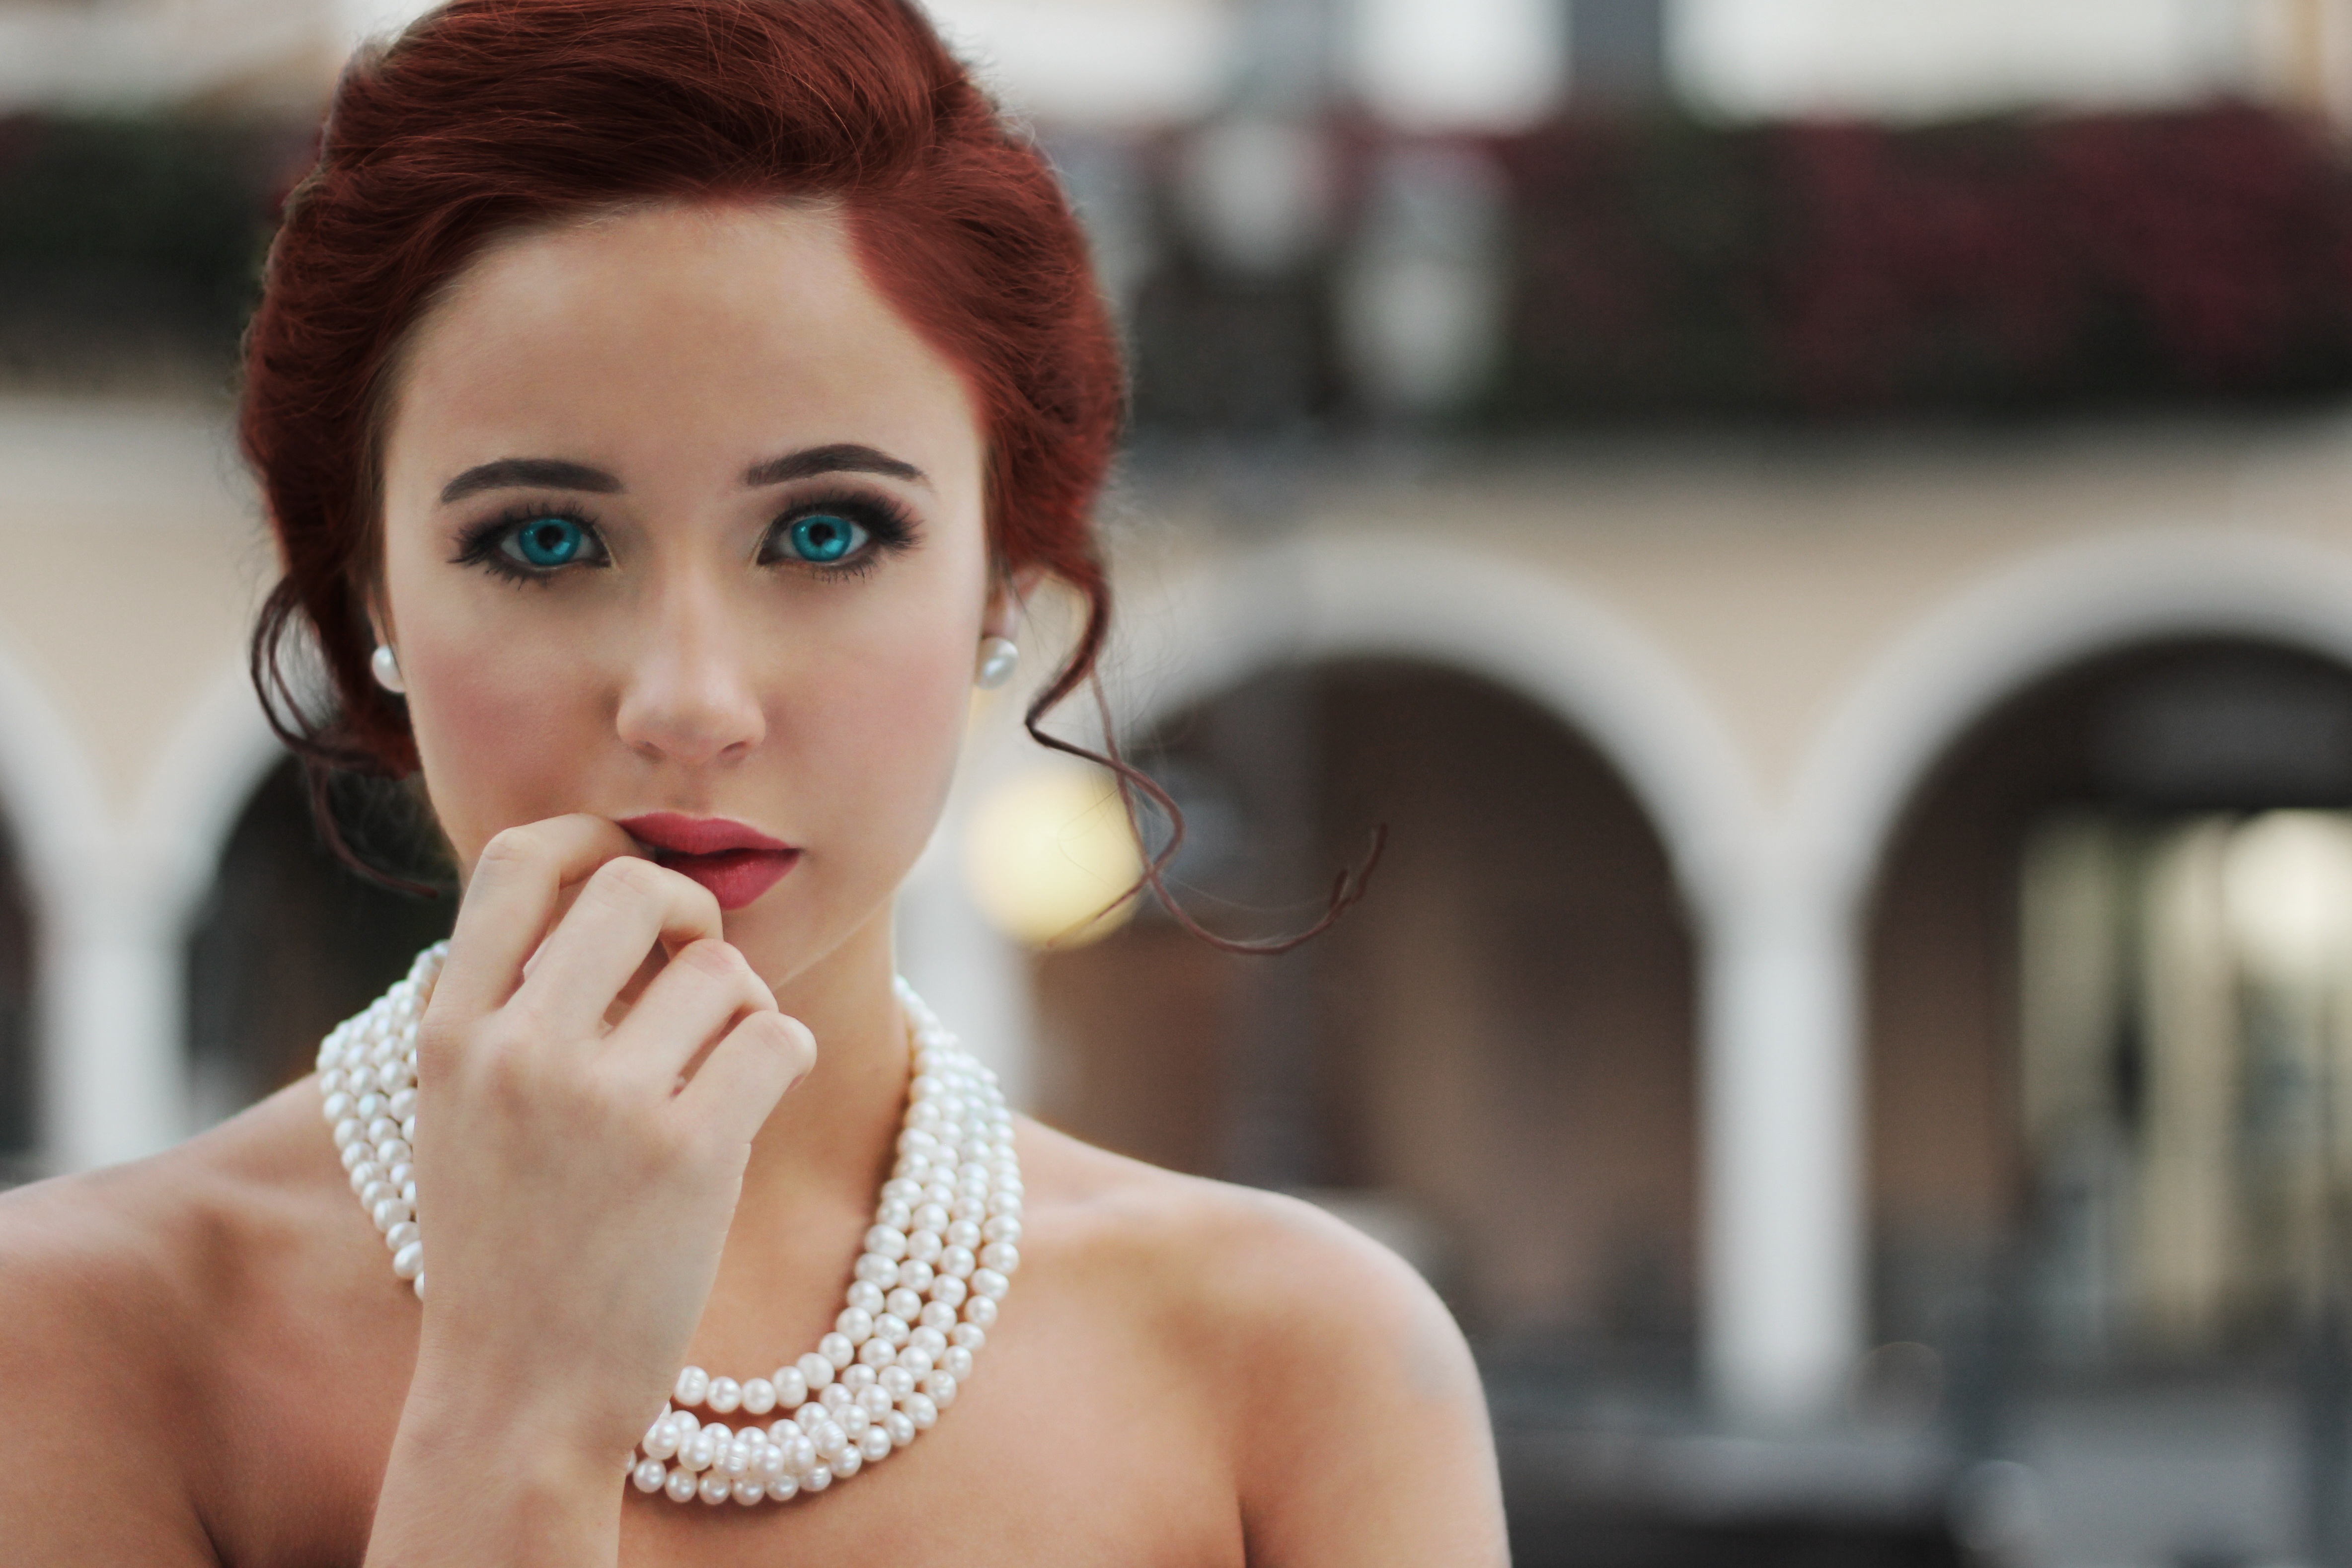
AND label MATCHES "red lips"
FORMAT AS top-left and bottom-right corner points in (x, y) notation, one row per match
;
(618, 813), (801, 911)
